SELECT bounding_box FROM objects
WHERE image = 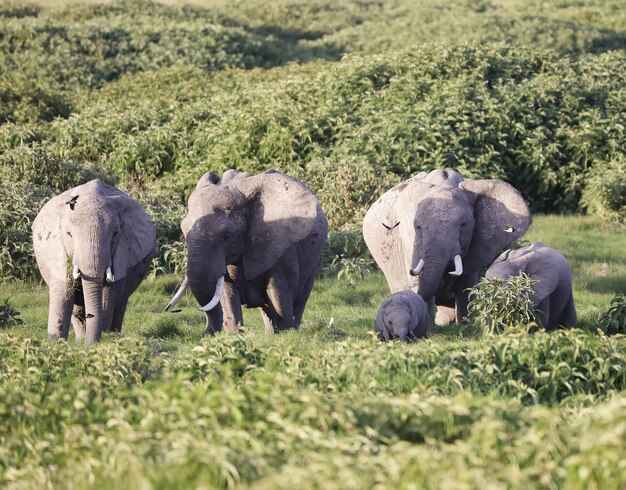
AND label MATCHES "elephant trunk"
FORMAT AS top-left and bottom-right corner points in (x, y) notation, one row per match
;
(416, 244), (452, 300)
(83, 278), (104, 345)
(186, 239), (226, 314)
